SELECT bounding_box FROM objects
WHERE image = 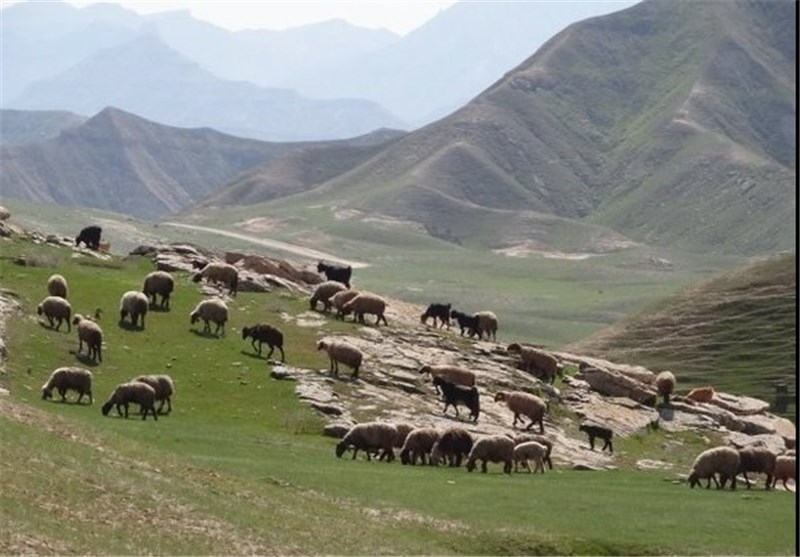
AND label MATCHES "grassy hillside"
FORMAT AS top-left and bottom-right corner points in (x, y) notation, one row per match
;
(0, 237), (795, 555)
